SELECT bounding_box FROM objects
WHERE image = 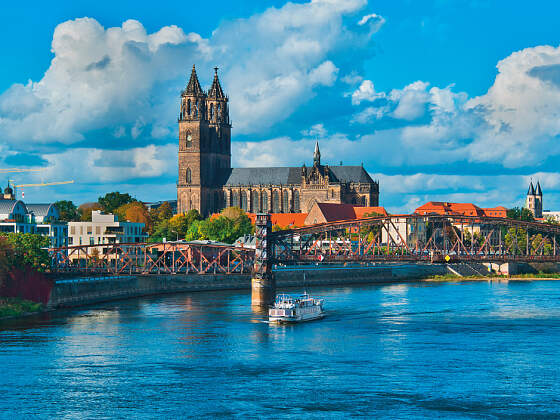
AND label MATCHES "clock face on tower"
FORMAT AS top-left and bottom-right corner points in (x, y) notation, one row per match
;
(186, 134), (192, 147)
